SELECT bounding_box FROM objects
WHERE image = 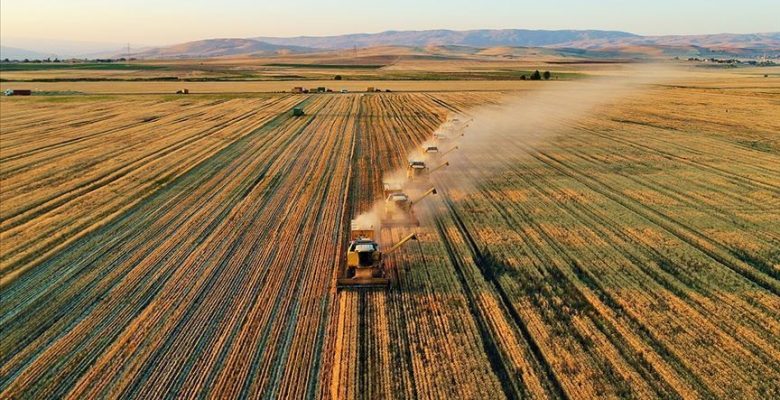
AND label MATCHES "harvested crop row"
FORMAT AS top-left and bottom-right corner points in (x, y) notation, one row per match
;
(1, 92), (500, 399)
(0, 96), (302, 283)
(1, 94), (341, 397)
(424, 85), (780, 398)
(328, 92), (531, 399)
(3, 83), (776, 399)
